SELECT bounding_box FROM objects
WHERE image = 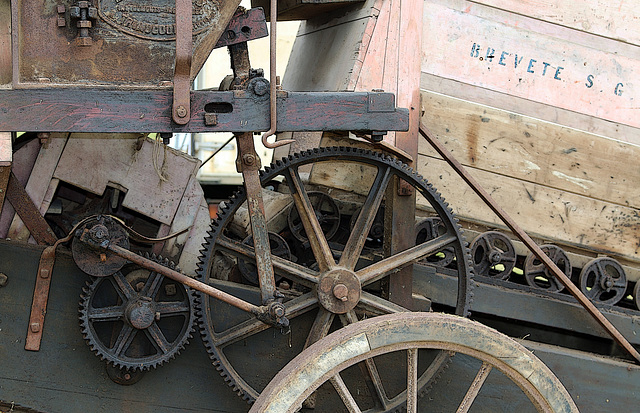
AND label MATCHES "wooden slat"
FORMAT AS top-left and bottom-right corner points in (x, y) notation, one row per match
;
(0, 0), (10, 86)
(8, 135), (67, 242)
(419, 90), (640, 209)
(420, 72), (640, 145)
(415, 154), (640, 264)
(470, 0), (640, 47)
(422, 0), (639, 129)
